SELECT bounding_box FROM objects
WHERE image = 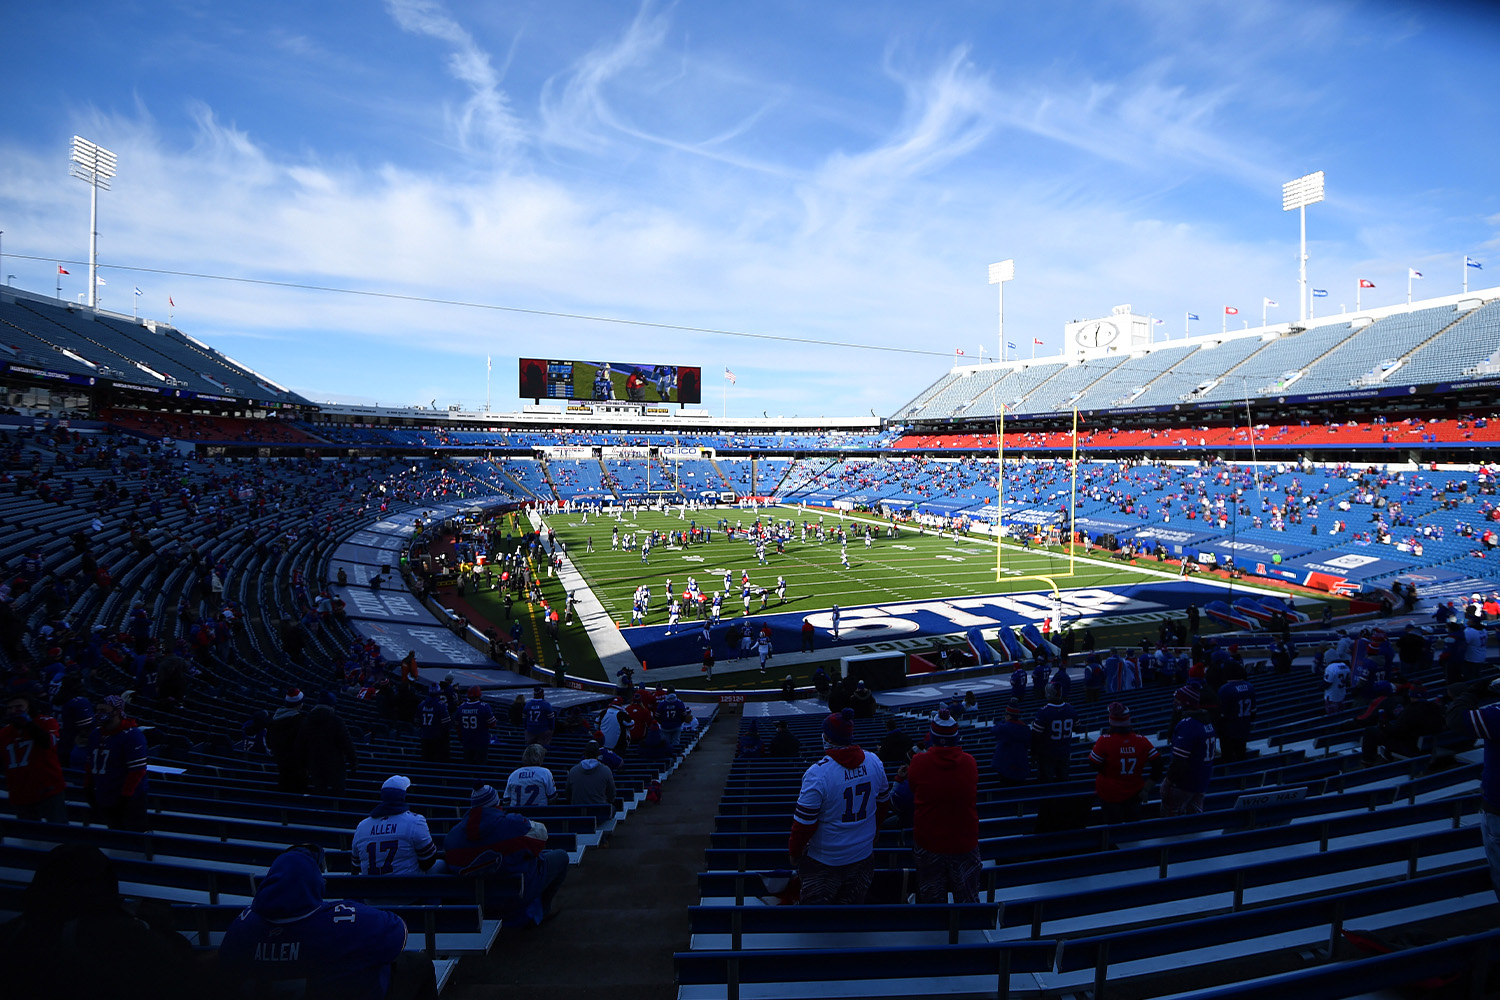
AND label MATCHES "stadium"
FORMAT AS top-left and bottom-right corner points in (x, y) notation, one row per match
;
(3, 3), (1500, 1000)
